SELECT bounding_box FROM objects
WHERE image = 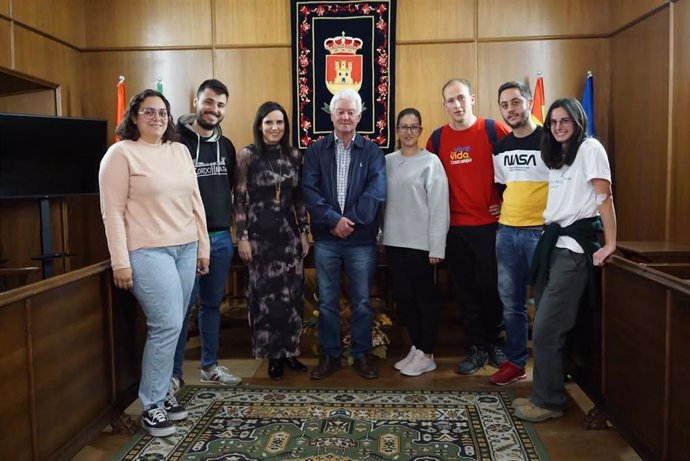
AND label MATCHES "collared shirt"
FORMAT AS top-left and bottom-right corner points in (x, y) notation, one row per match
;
(335, 135), (352, 212)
